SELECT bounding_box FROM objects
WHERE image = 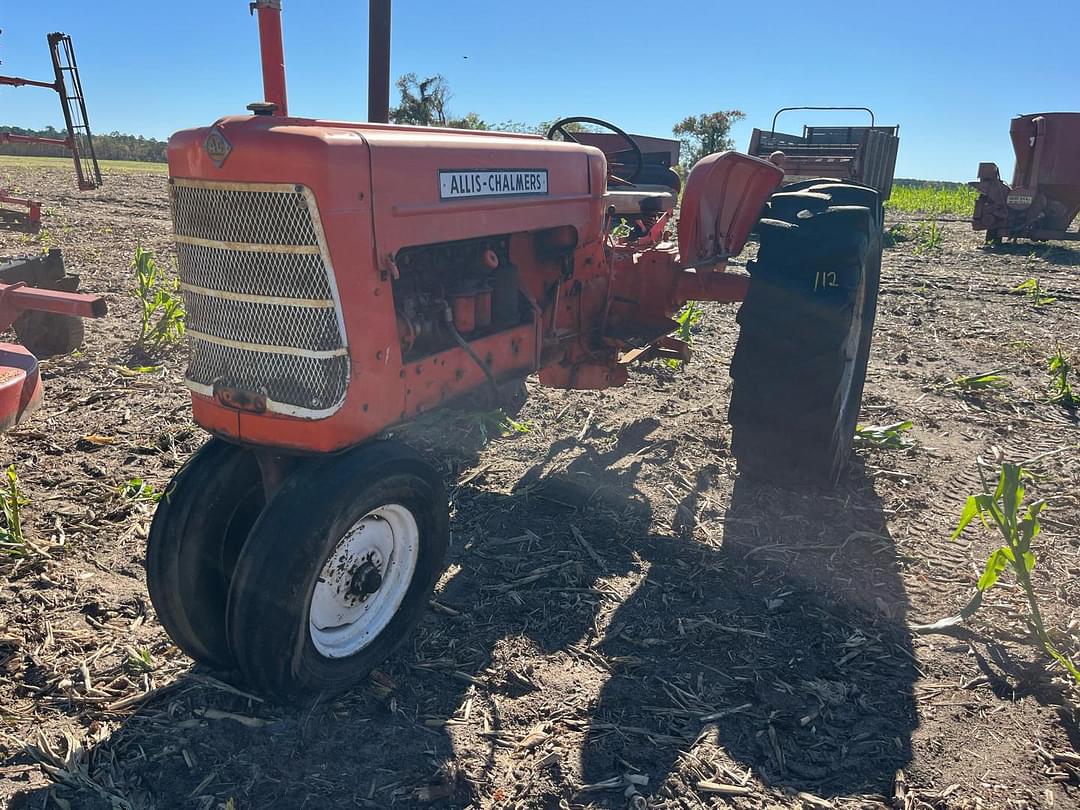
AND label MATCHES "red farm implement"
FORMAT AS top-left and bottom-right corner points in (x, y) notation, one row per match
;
(970, 113), (1080, 245)
(0, 250), (106, 431)
(146, 0), (889, 699)
(0, 31), (102, 229)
